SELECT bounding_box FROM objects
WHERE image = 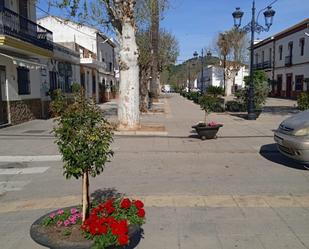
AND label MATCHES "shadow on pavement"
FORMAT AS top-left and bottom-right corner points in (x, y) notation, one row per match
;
(259, 143), (308, 170)
(91, 188), (123, 202)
